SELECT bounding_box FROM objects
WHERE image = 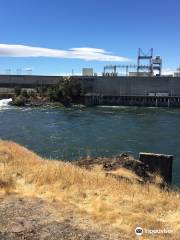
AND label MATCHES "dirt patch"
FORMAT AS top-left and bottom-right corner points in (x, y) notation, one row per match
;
(0, 194), (127, 240)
